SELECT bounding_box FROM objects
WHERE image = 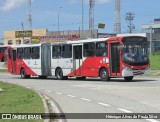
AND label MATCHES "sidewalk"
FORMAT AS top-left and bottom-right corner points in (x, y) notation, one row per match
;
(137, 70), (160, 78)
(0, 62), (7, 69)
